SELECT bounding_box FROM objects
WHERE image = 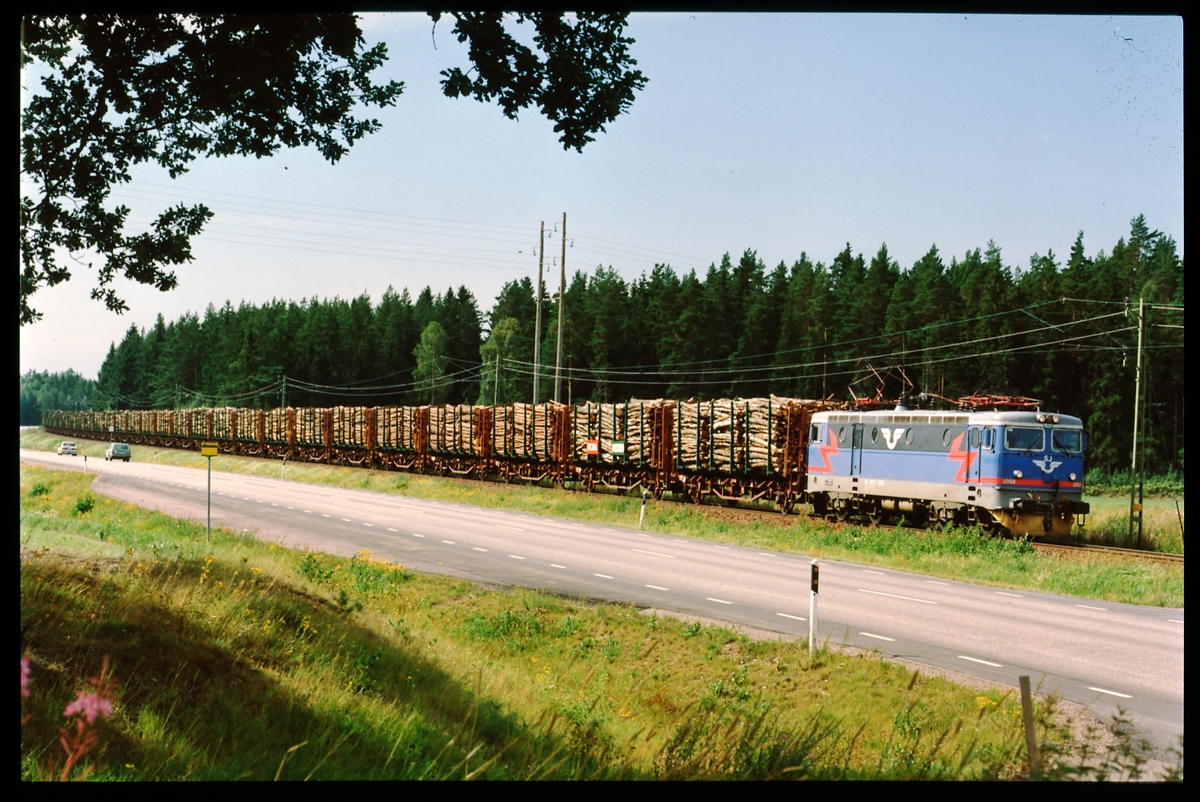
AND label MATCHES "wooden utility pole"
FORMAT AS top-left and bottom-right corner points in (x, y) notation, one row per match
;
(533, 222), (544, 405)
(554, 212), (566, 403)
(1128, 297), (1146, 546)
